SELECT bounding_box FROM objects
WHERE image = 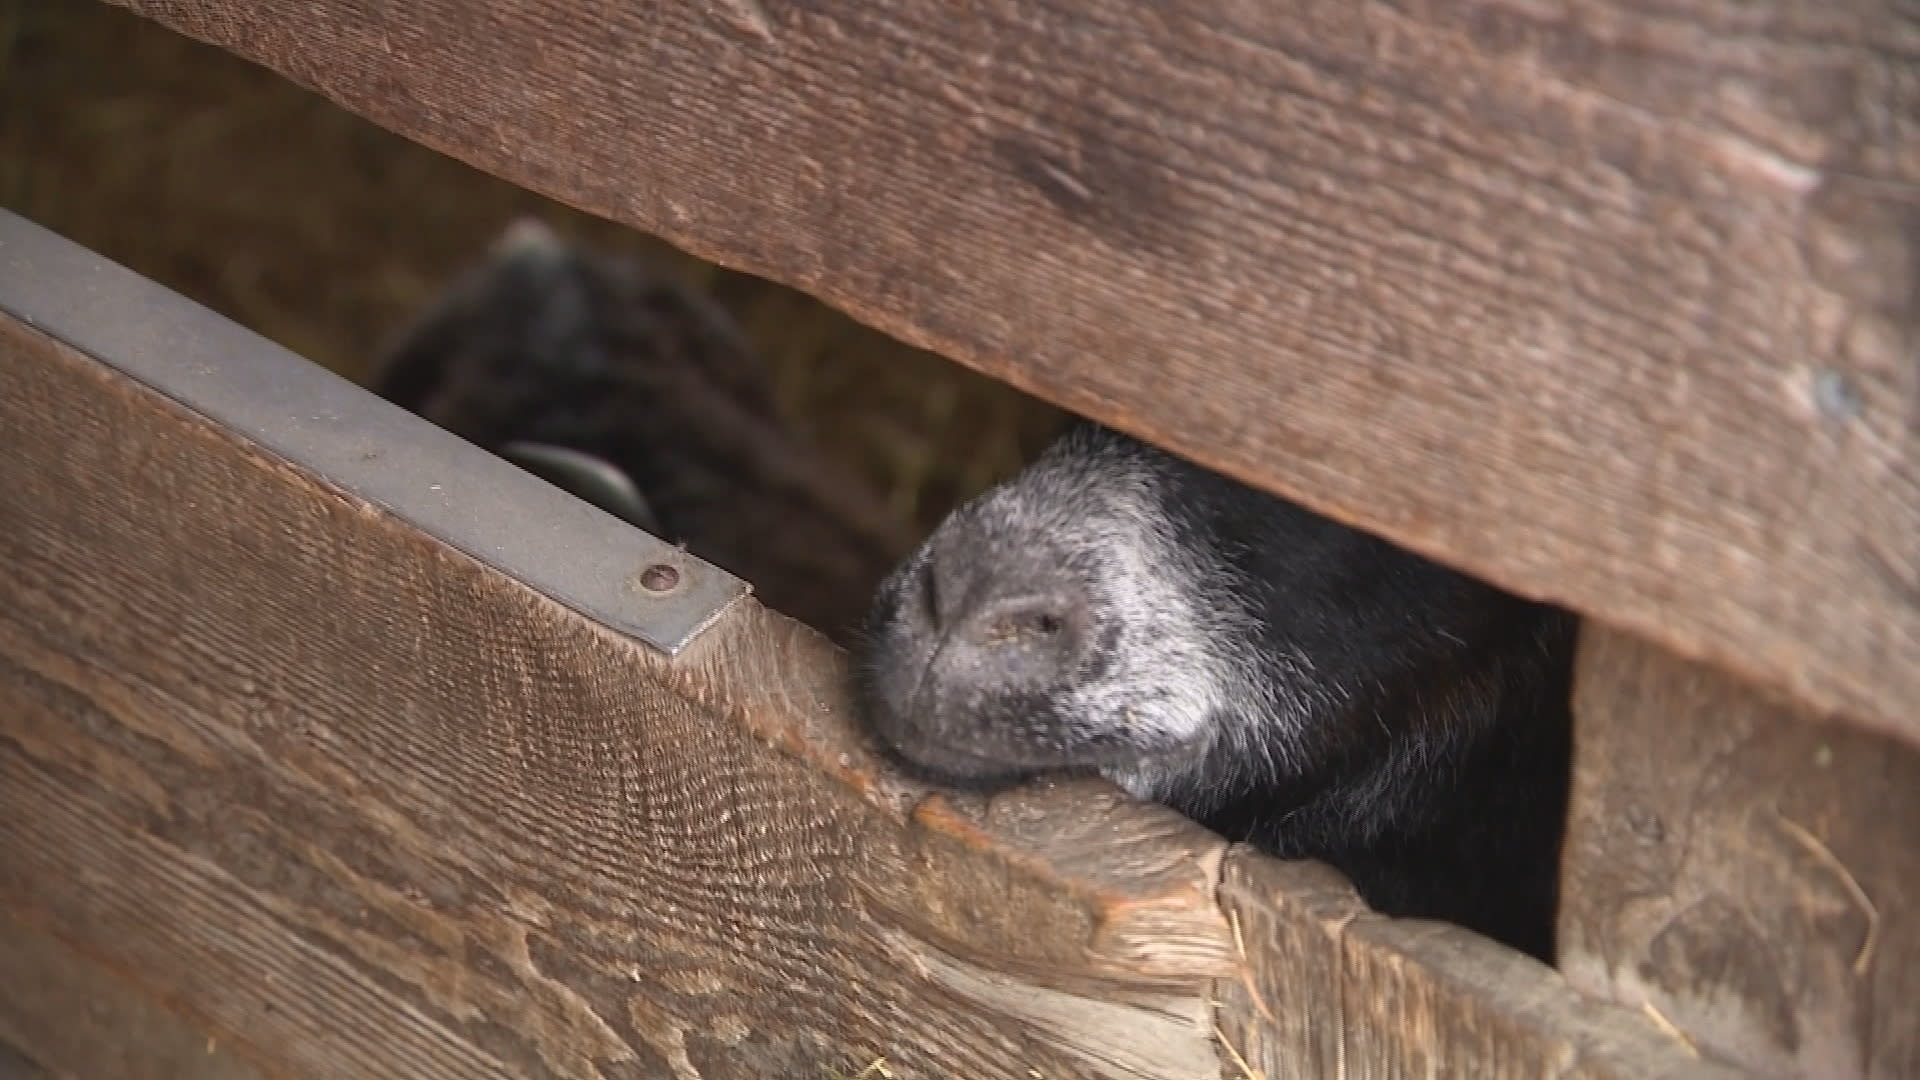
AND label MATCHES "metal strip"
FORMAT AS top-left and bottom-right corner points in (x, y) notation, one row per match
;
(0, 209), (750, 656)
